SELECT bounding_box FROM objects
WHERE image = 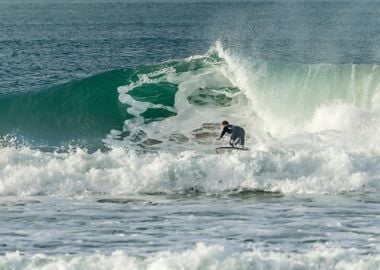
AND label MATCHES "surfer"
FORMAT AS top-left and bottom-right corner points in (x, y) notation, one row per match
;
(217, 120), (245, 148)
